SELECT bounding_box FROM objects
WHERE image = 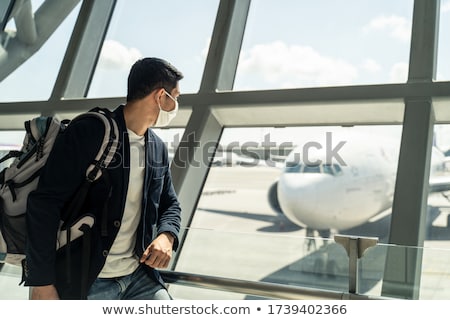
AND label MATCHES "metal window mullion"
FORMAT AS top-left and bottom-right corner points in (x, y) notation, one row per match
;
(3, 80), (450, 120)
(382, 0), (439, 299)
(199, 0), (251, 92)
(49, 0), (116, 109)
